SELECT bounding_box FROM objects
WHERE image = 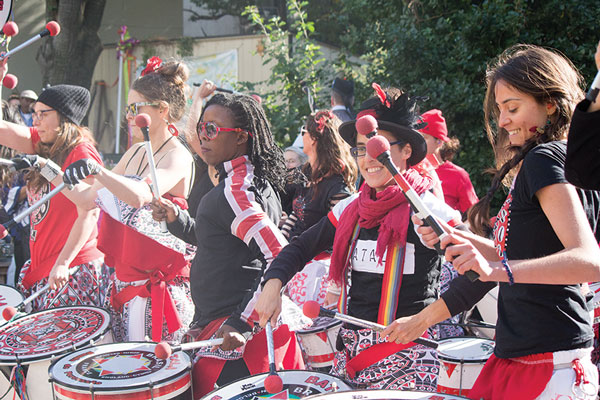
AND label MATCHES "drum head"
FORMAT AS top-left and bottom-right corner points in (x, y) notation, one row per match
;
(297, 317), (342, 334)
(202, 370), (352, 400)
(437, 337), (495, 364)
(50, 342), (191, 395)
(303, 389), (469, 399)
(0, 1), (12, 27)
(0, 306), (111, 365)
(0, 284), (23, 322)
